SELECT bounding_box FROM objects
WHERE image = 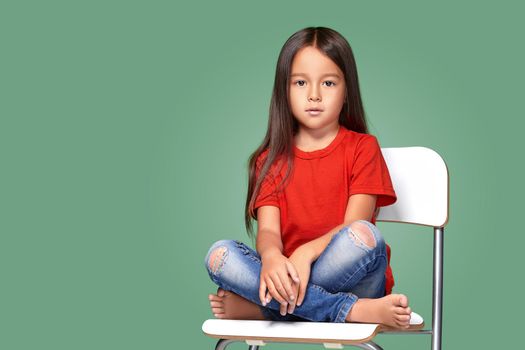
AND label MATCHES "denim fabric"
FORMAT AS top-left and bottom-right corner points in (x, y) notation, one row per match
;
(204, 220), (387, 323)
